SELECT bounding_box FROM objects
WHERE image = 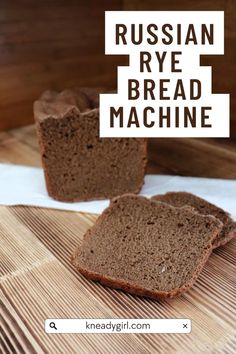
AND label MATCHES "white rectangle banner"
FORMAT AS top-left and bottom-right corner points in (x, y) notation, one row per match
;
(45, 318), (191, 334)
(100, 11), (229, 137)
